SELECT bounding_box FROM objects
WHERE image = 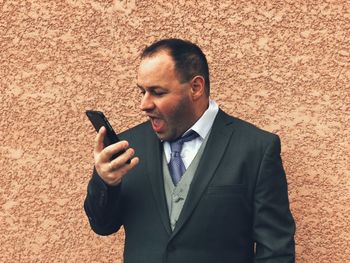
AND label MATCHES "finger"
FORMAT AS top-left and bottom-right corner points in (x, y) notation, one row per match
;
(100, 140), (129, 163)
(113, 156), (139, 176)
(109, 147), (135, 170)
(103, 157), (139, 186)
(94, 126), (106, 156)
